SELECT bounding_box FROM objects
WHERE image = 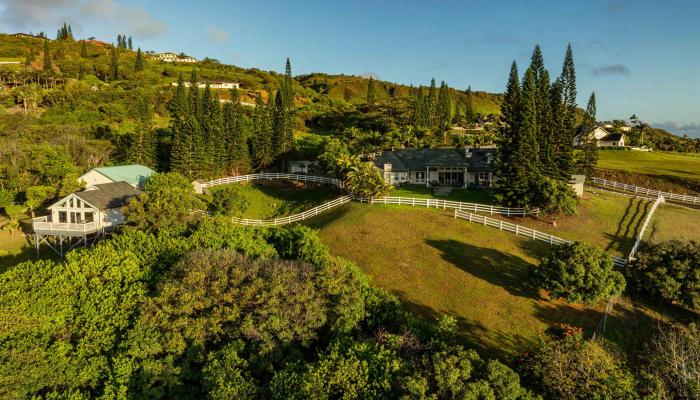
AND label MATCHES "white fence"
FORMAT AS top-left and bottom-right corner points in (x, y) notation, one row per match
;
(202, 173), (343, 189)
(454, 209), (628, 268)
(591, 177), (700, 206)
(628, 196), (665, 261)
(356, 196), (534, 216)
(201, 196), (353, 227)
